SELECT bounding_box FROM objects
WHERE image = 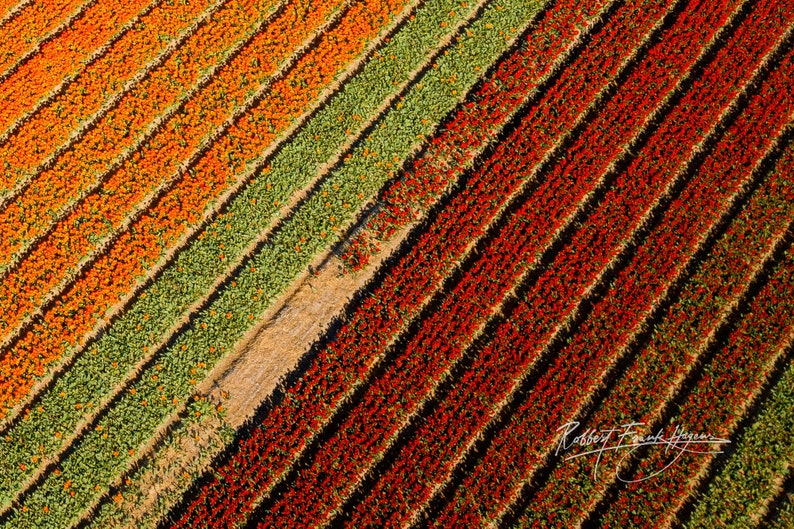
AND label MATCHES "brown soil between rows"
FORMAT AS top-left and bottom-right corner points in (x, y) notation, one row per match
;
(204, 222), (413, 429)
